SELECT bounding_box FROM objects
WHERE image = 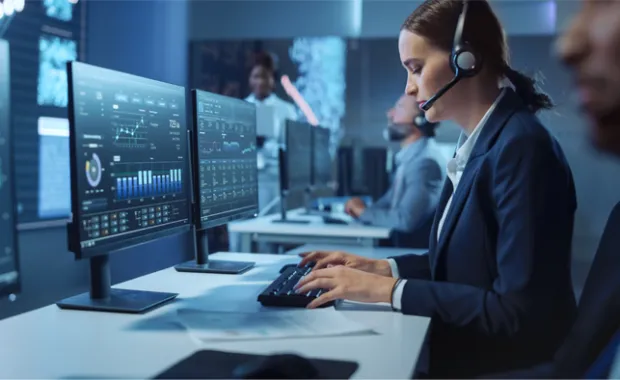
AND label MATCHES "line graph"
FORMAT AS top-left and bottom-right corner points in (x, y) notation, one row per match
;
(112, 115), (148, 148)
